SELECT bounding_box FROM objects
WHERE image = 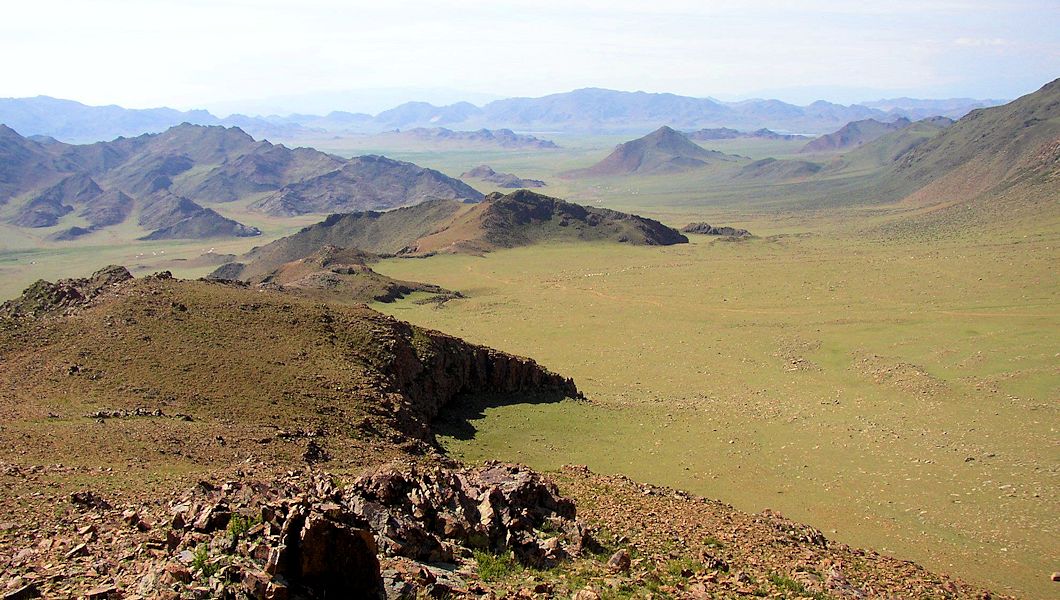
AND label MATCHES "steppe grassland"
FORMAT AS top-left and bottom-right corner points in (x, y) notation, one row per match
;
(370, 145), (1058, 598)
